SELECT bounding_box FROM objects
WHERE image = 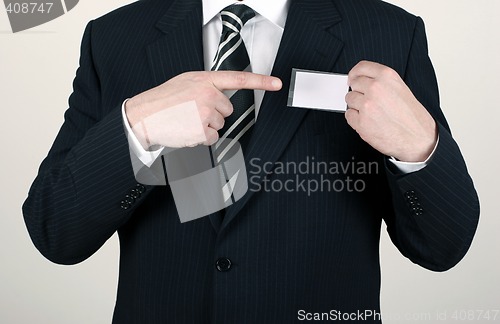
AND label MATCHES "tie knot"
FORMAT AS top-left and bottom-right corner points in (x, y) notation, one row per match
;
(221, 4), (255, 33)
